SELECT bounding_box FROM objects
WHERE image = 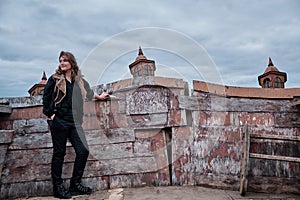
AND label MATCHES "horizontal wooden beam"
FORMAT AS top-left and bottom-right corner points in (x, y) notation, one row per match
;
(250, 133), (300, 142)
(290, 100), (300, 106)
(0, 105), (12, 114)
(250, 153), (300, 163)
